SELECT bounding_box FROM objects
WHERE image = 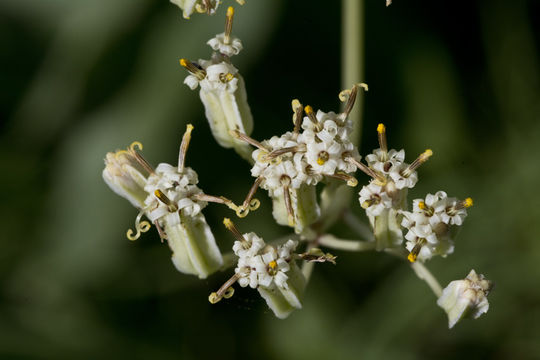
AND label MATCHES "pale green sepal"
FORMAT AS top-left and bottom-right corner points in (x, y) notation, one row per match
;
(164, 213), (223, 279)
(271, 185), (320, 234)
(199, 75), (253, 161)
(257, 262), (305, 319)
(373, 208), (403, 251)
